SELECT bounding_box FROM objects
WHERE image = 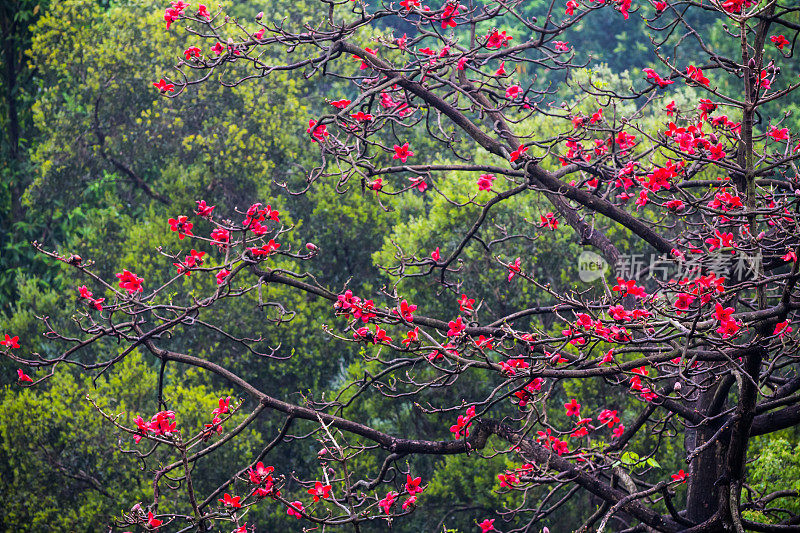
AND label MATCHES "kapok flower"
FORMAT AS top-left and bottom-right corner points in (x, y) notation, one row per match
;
(405, 473), (423, 495)
(393, 142), (414, 163)
(153, 78), (175, 93)
(2, 334), (20, 349)
(507, 257), (521, 281)
(184, 46), (201, 60)
(447, 316), (466, 336)
(539, 212), (558, 230)
(216, 269), (231, 285)
(147, 511), (163, 528)
(564, 398), (581, 416)
(379, 491), (398, 513)
(458, 294), (475, 313)
(168, 215), (194, 239)
(671, 469), (687, 482)
(768, 126), (789, 142)
(402, 496), (417, 510)
(218, 493), (242, 508)
(116, 270), (144, 294)
(308, 481), (333, 502)
(478, 518), (496, 532)
(17, 369), (33, 382)
(195, 200), (215, 217)
(212, 397), (230, 415)
(287, 501), (304, 519)
(485, 29), (512, 49)
(774, 321), (792, 338)
(686, 65), (710, 87)
(509, 145), (528, 162)
(771, 35), (790, 49)
(477, 173), (495, 191)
